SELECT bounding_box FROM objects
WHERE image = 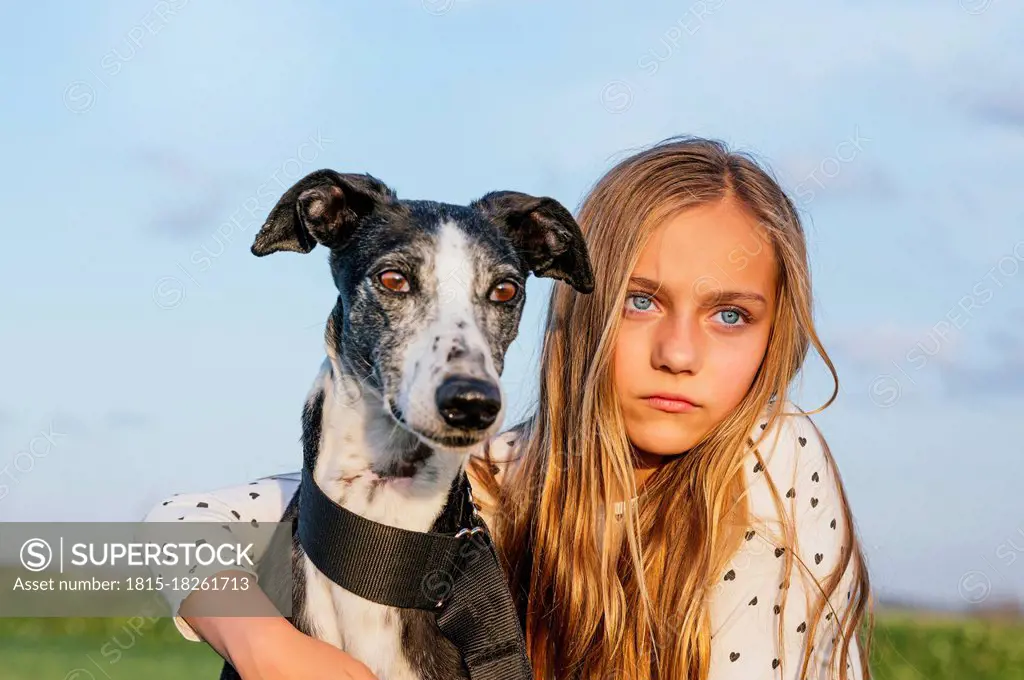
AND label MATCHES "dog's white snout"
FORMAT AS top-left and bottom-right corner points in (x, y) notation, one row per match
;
(394, 220), (507, 442)
(435, 326), (497, 383)
(443, 334), (483, 367)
